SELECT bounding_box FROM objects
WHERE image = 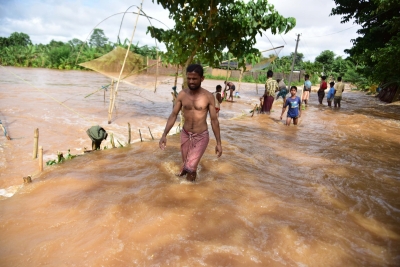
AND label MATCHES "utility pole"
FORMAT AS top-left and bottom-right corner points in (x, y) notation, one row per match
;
(288, 34), (301, 87)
